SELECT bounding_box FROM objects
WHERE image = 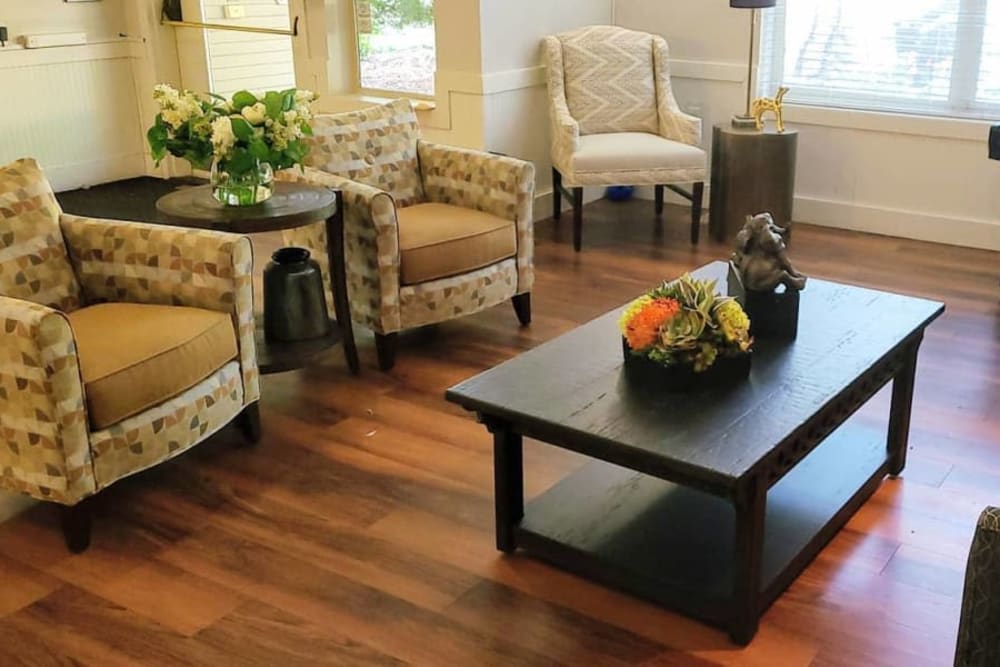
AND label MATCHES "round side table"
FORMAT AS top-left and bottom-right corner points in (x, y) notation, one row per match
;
(156, 182), (360, 376)
(709, 125), (798, 245)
